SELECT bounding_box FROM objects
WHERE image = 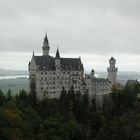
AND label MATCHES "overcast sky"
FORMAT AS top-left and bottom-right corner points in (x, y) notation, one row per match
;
(0, 0), (140, 71)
